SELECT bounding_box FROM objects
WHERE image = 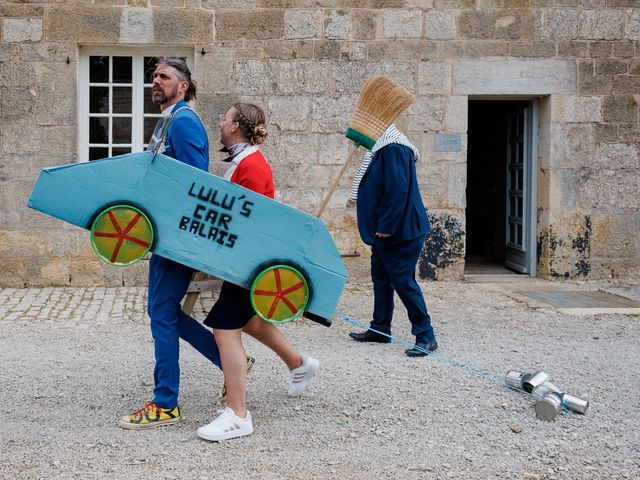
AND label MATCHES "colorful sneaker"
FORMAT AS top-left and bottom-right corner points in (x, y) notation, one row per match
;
(219, 355), (256, 404)
(287, 355), (319, 397)
(119, 401), (180, 430)
(197, 407), (253, 441)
